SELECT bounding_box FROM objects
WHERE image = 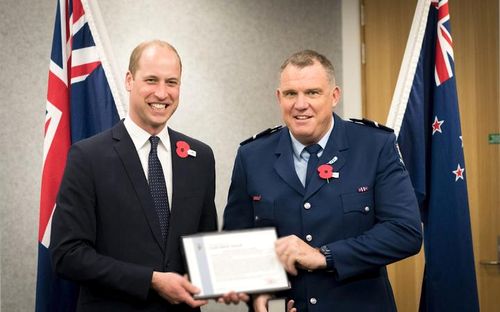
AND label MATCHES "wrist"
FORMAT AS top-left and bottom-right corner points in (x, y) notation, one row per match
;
(151, 271), (161, 291)
(318, 245), (334, 270)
